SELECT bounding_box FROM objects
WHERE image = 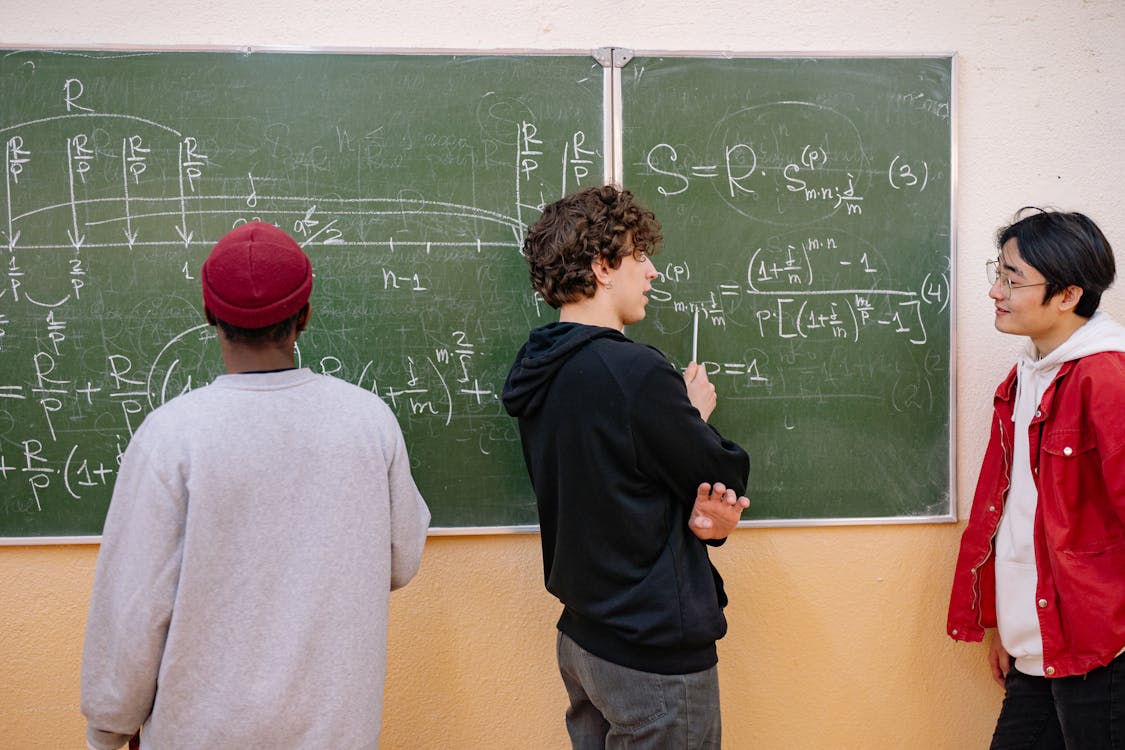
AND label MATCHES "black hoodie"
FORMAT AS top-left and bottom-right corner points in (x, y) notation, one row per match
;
(503, 321), (750, 675)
